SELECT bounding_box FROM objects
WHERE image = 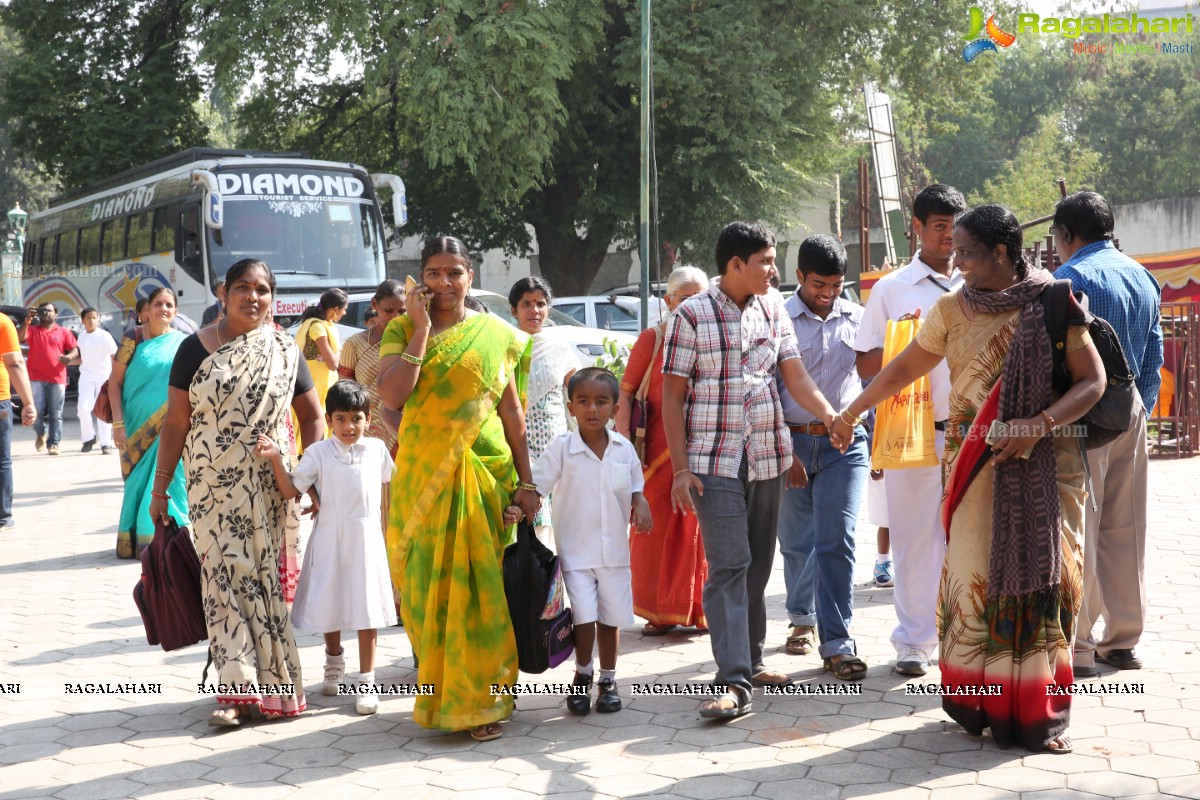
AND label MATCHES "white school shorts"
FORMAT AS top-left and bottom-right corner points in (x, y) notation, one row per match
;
(562, 566), (634, 627)
(867, 472), (889, 528)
